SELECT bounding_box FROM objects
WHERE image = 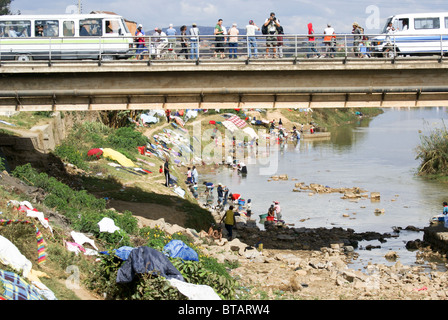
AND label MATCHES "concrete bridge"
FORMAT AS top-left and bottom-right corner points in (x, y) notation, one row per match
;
(0, 57), (447, 112)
